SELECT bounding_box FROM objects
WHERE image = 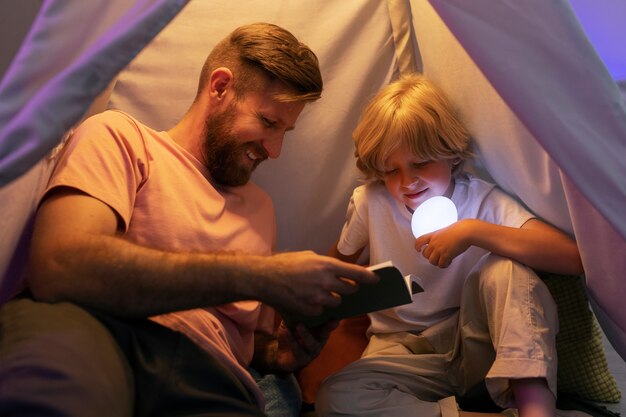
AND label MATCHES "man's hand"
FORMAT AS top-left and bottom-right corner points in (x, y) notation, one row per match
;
(252, 320), (338, 375)
(255, 251), (378, 318)
(275, 321), (338, 373)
